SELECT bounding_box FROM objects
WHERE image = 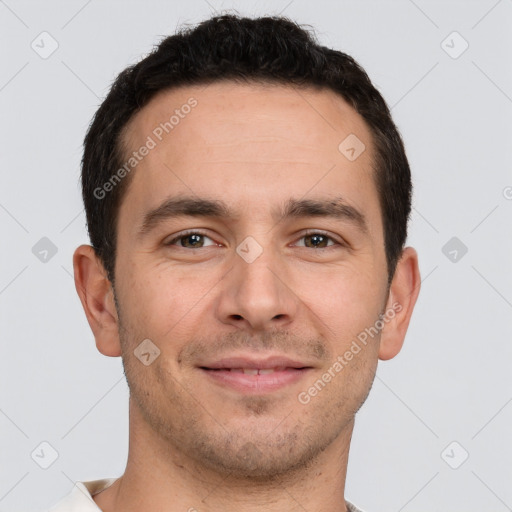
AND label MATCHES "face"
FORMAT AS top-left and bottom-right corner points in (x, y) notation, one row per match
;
(112, 81), (390, 478)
